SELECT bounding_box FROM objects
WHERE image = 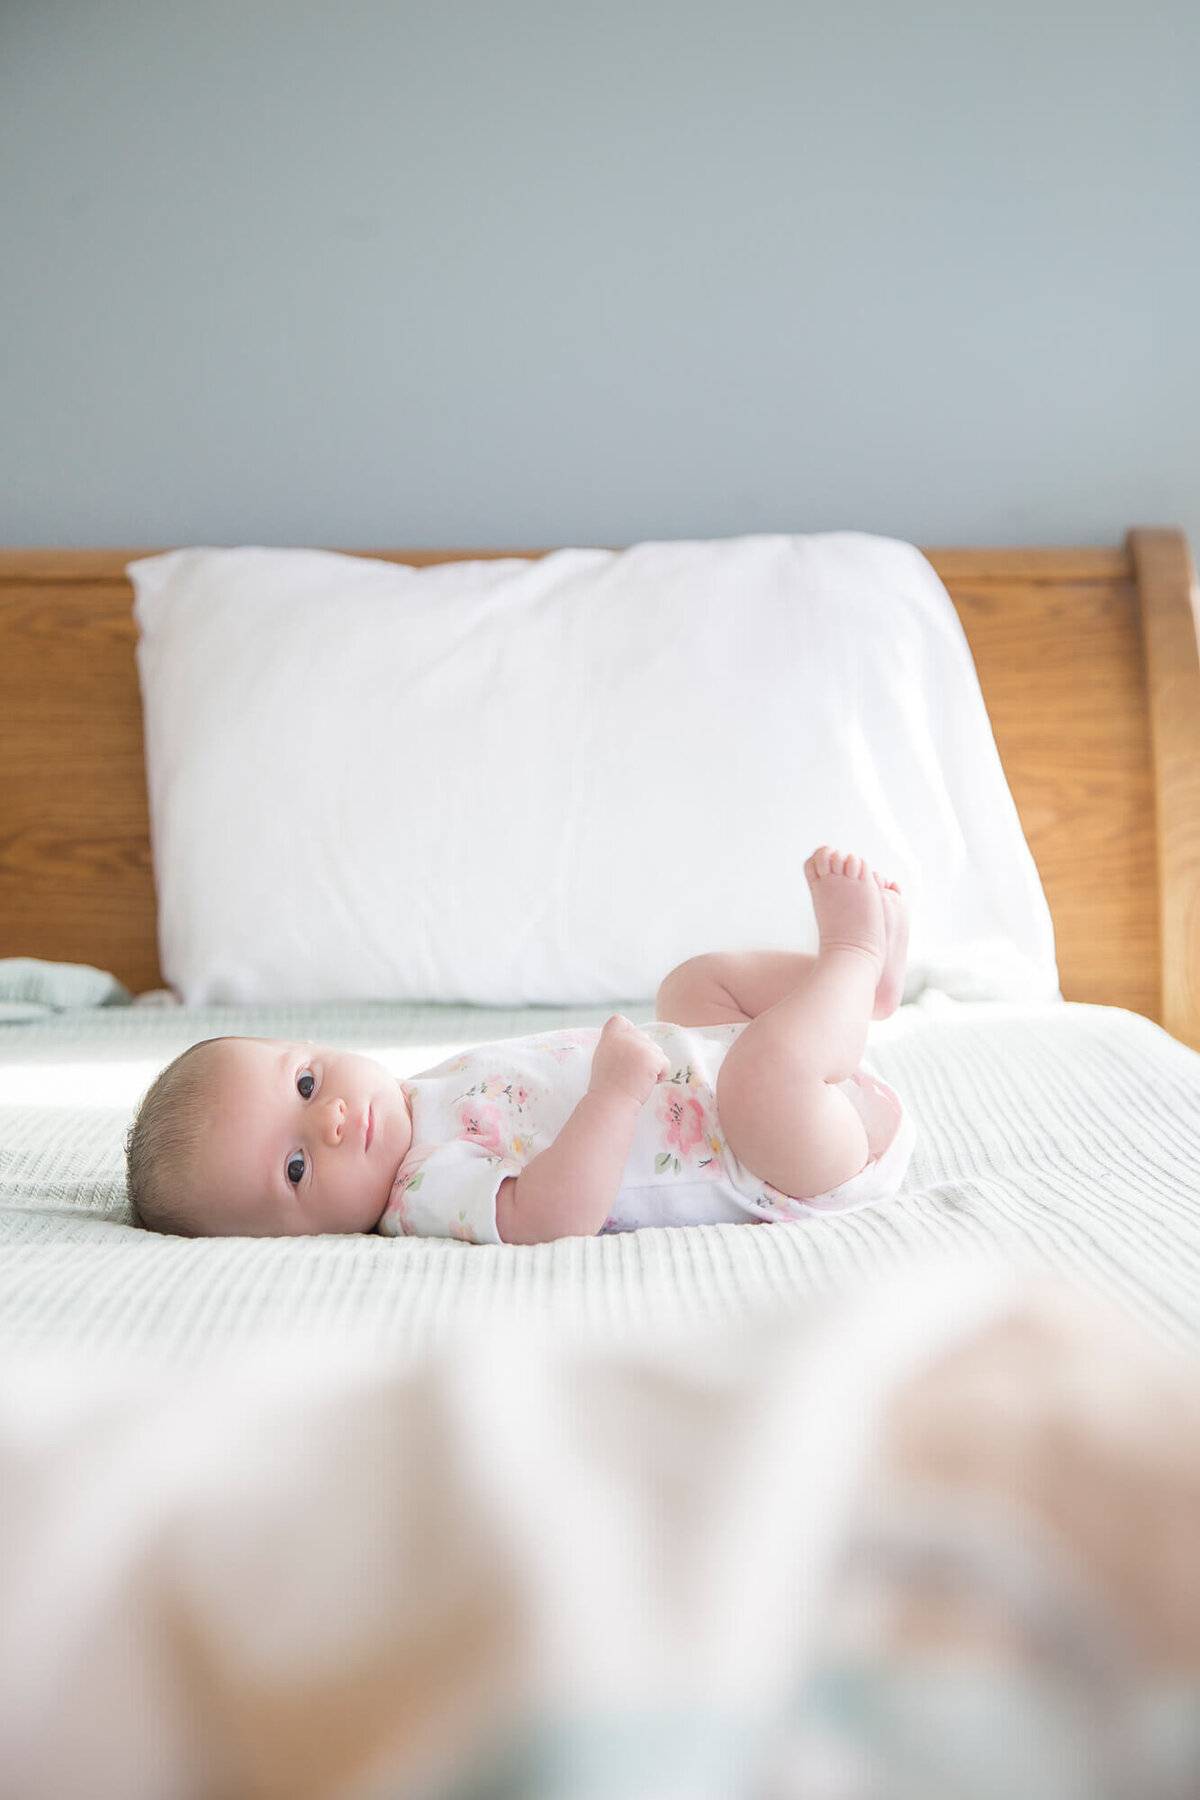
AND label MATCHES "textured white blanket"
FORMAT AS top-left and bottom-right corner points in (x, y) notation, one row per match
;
(3, 997), (1200, 1795)
(4, 1274), (1199, 1799)
(2, 994), (1199, 1354)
